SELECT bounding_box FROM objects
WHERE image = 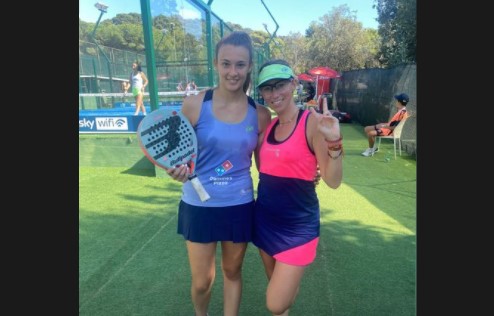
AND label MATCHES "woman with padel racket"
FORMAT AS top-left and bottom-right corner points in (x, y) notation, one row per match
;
(165, 31), (271, 316)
